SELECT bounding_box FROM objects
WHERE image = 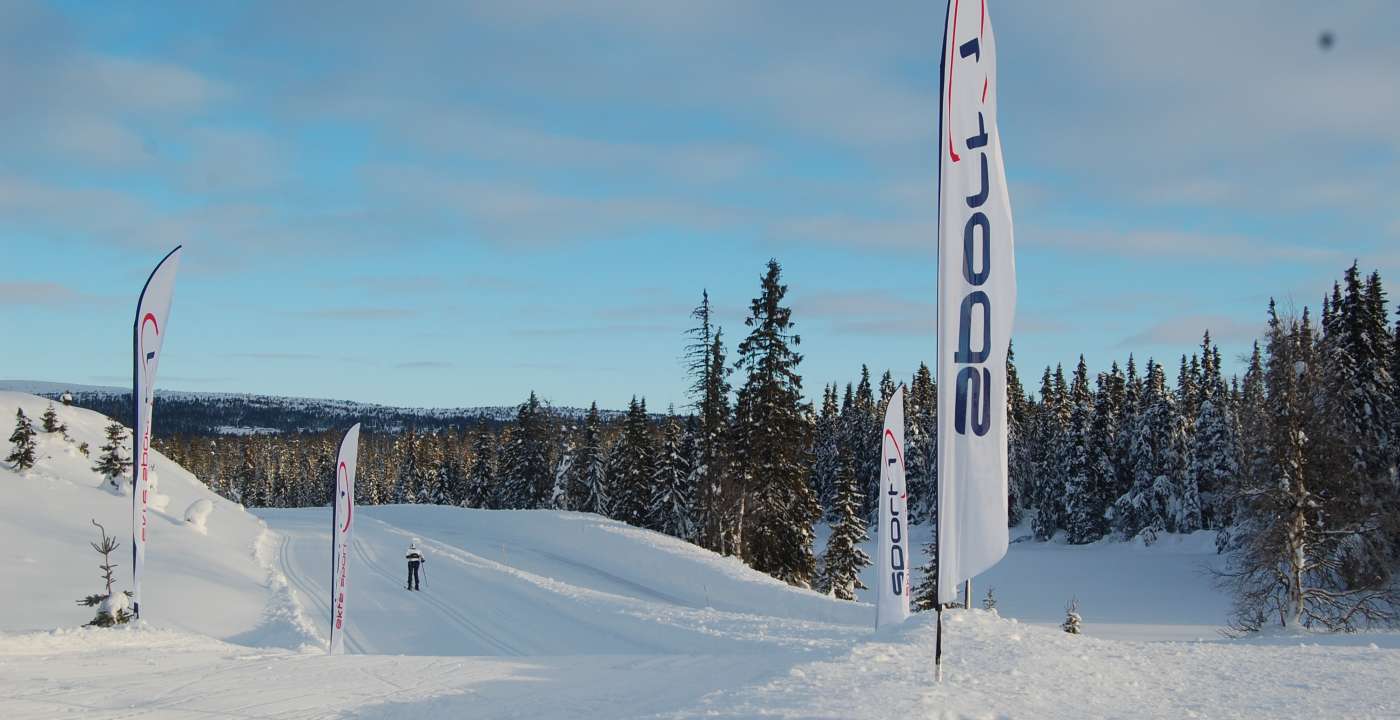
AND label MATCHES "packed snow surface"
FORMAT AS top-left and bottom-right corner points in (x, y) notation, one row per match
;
(2, 390), (1397, 718)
